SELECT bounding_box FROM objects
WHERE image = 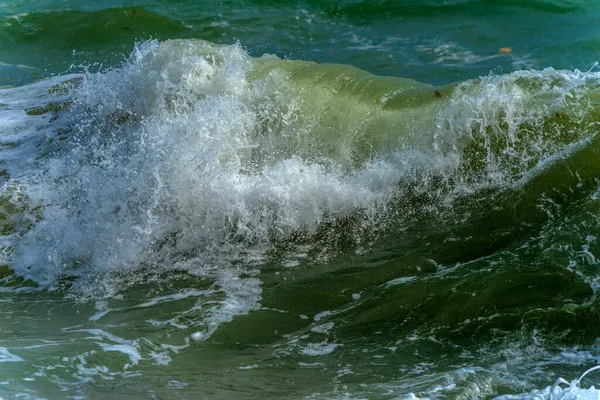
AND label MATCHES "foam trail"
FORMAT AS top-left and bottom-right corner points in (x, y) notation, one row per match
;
(495, 366), (600, 399)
